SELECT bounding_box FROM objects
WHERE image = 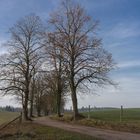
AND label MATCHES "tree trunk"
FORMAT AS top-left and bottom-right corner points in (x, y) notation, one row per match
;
(23, 95), (29, 120)
(29, 95), (34, 118)
(23, 106), (28, 120)
(70, 63), (79, 120)
(56, 90), (61, 117)
(29, 84), (34, 118)
(37, 95), (41, 117)
(56, 78), (62, 117)
(37, 106), (41, 117)
(44, 108), (49, 116)
(71, 86), (79, 120)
